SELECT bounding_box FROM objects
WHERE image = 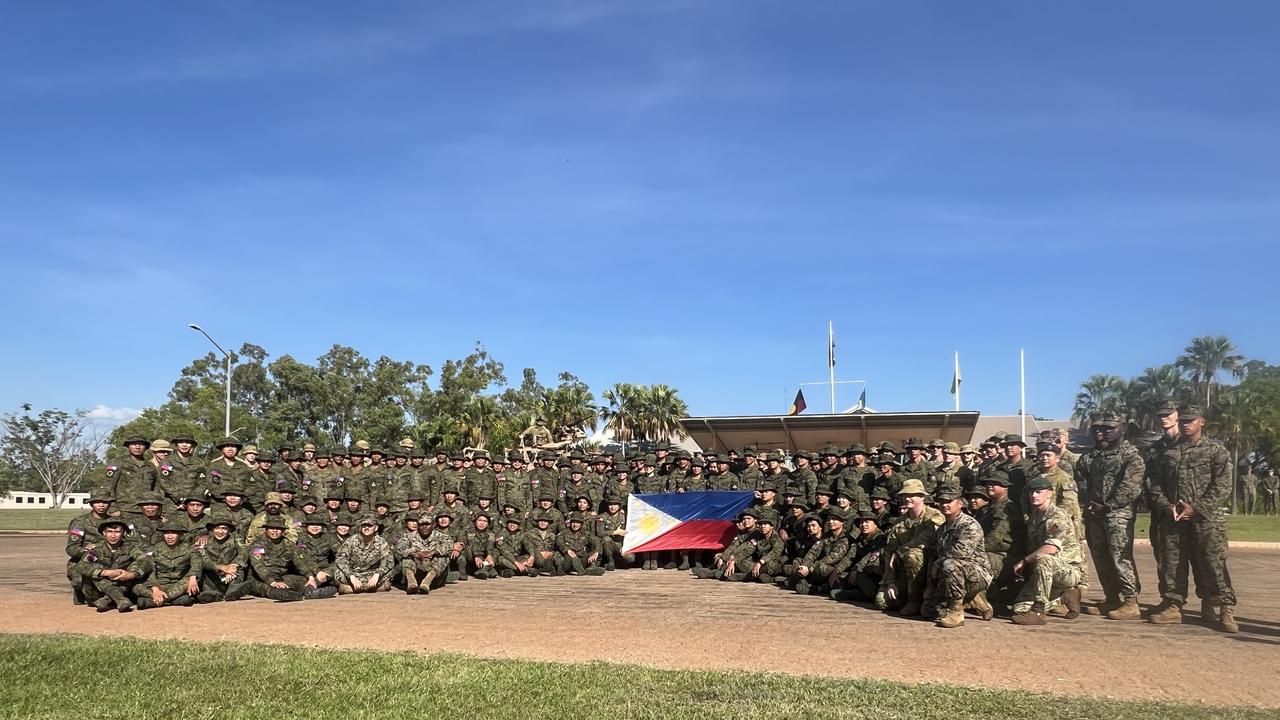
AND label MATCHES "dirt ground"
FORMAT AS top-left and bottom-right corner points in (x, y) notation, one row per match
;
(2, 536), (1278, 708)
